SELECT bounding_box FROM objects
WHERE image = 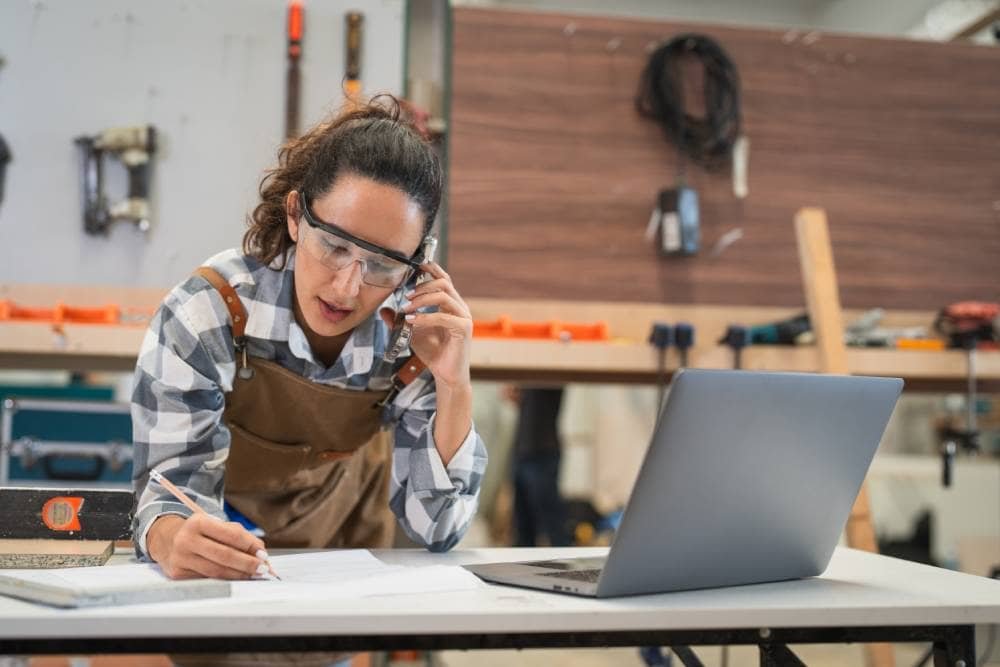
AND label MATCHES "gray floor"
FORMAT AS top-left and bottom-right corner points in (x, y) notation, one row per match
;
(438, 639), (999, 666)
